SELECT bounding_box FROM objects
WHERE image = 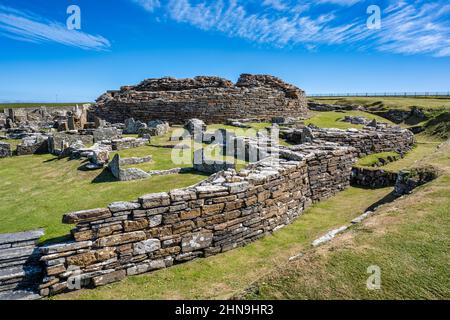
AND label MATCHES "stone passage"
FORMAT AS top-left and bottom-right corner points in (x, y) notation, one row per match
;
(37, 142), (356, 296)
(94, 74), (308, 124)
